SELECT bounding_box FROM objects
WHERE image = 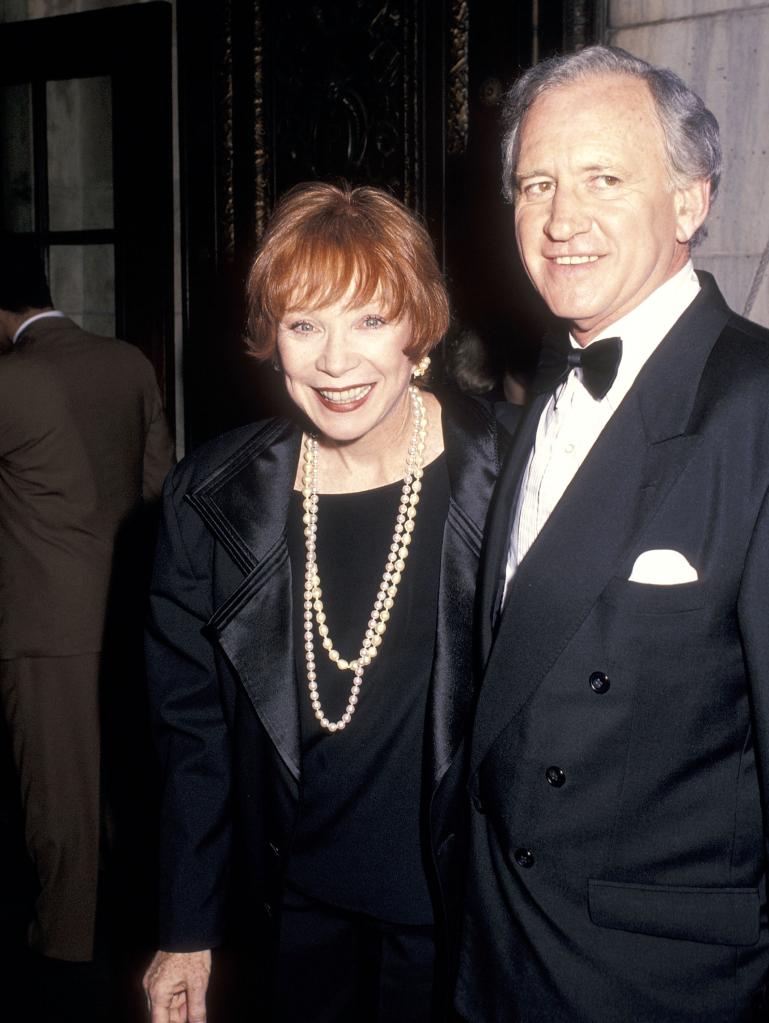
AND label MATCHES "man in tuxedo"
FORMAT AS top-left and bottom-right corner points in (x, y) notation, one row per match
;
(456, 46), (769, 1021)
(0, 237), (173, 981)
